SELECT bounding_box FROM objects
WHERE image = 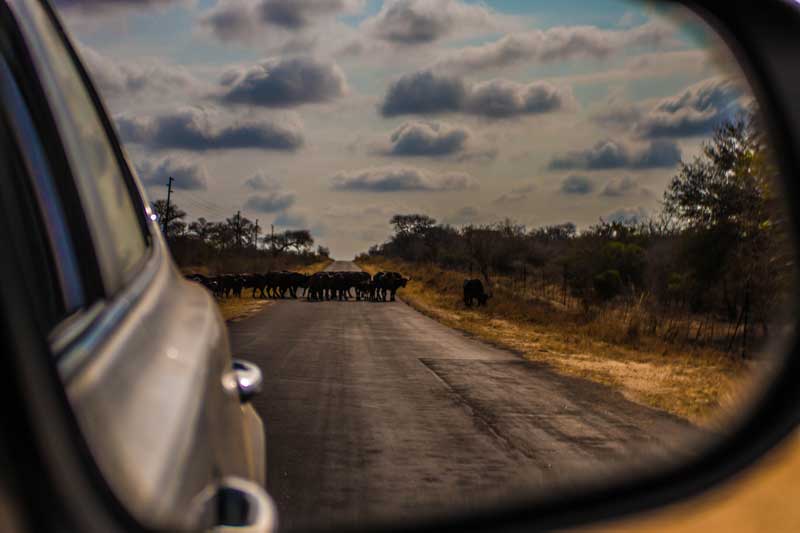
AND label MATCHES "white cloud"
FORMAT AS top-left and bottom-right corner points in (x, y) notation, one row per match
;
(330, 166), (478, 192)
(433, 21), (676, 74)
